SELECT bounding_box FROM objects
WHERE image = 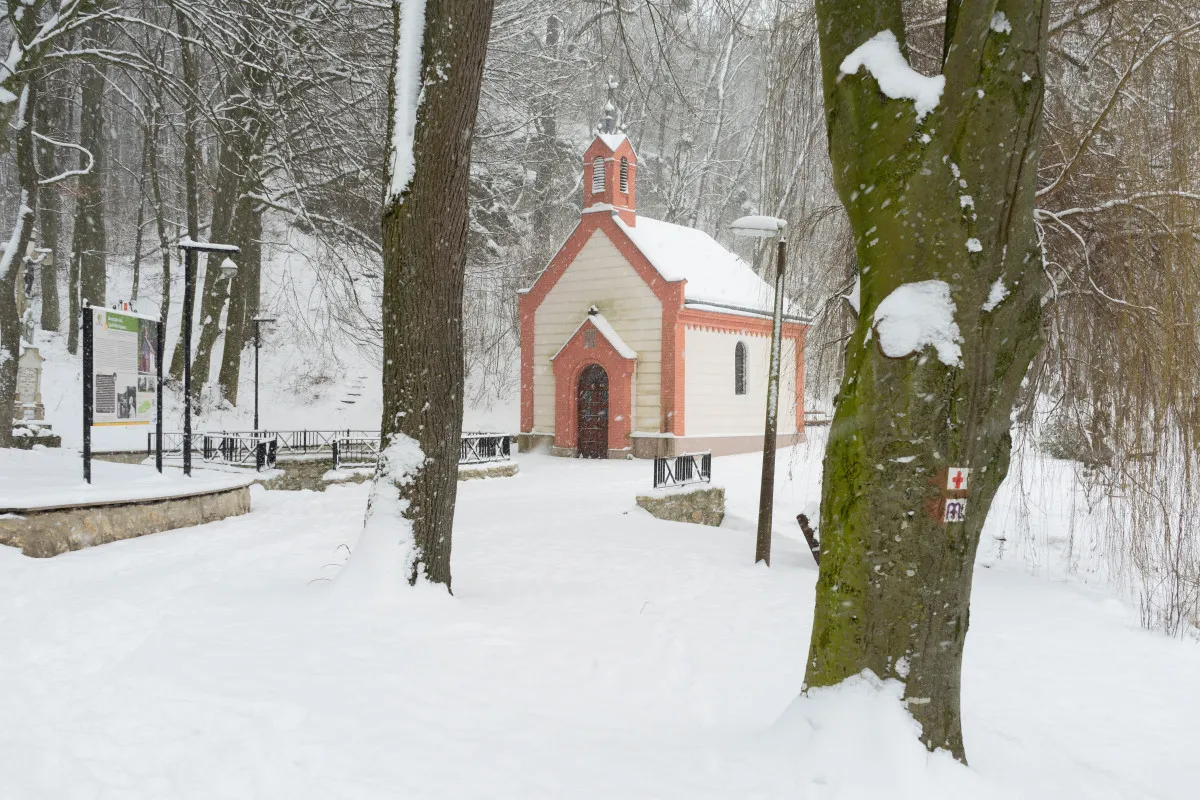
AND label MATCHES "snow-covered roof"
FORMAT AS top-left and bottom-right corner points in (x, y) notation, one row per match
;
(596, 132), (628, 152)
(614, 216), (792, 316)
(551, 311), (637, 361)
